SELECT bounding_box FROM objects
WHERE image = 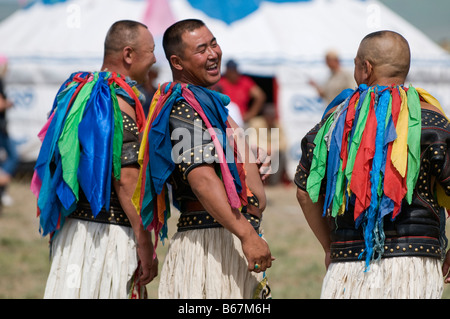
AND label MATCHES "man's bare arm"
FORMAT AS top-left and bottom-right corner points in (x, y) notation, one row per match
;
(188, 164), (273, 272)
(296, 188), (331, 269)
(114, 97), (158, 285)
